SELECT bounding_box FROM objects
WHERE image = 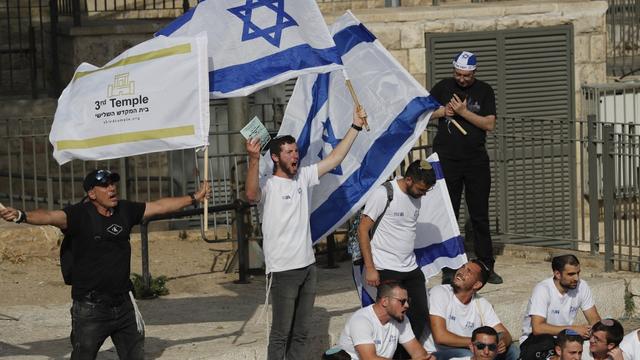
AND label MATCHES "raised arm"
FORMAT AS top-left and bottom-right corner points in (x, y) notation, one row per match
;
(245, 138), (261, 204)
(0, 206), (68, 229)
(316, 105), (367, 177)
(449, 94), (496, 131)
(143, 181), (210, 220)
